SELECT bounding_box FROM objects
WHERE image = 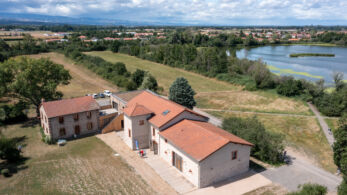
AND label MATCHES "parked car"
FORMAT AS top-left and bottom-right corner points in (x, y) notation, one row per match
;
(92, 93), (98, 99)
(104, 90), (112, 97)
(98, 93), (105, 98)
